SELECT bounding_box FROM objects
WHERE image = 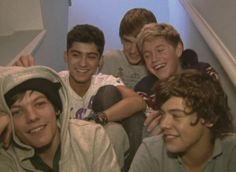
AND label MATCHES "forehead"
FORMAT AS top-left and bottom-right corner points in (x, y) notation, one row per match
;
(13, 90), (46, 103)
(143, 37), (172, 51)
(161, 97), (185, 109)
(69, 42), (99, 54)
